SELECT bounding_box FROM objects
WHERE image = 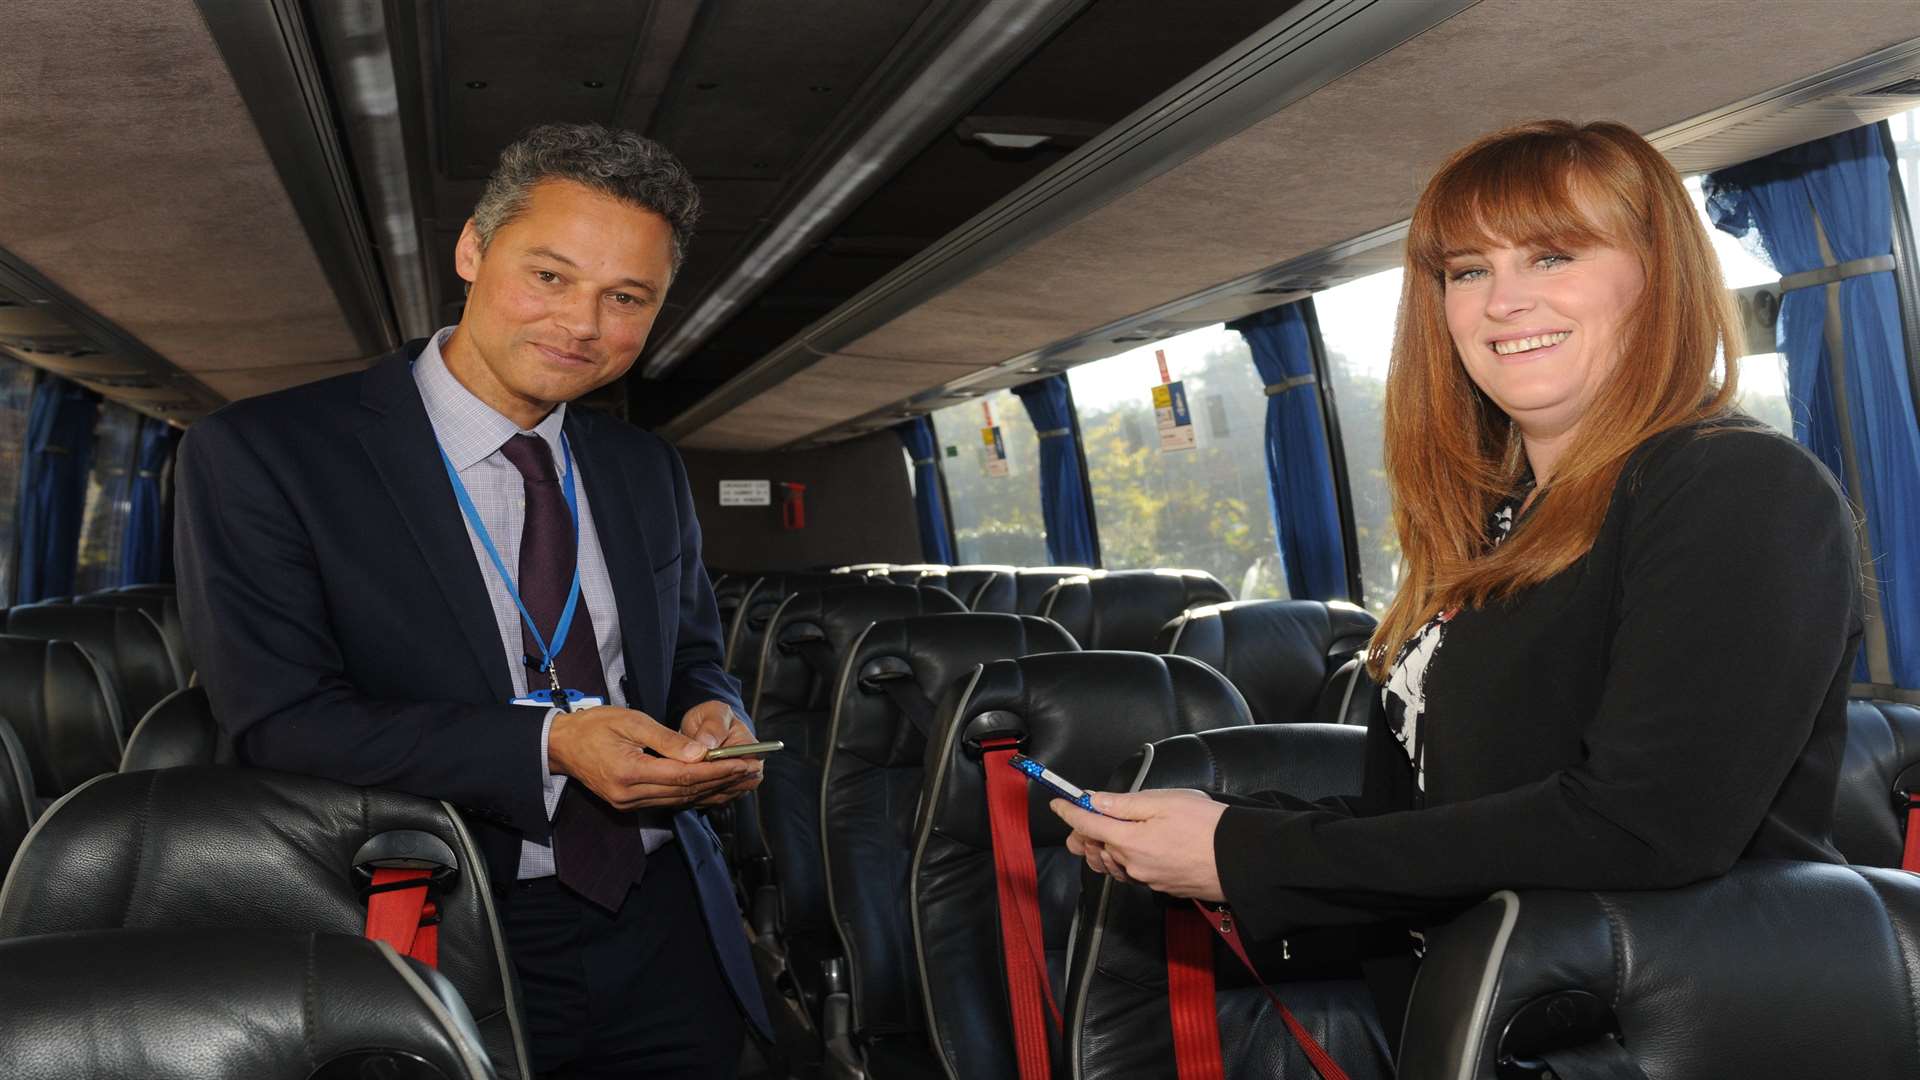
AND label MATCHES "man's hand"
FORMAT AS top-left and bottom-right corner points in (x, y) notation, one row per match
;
(1049, 788), (1228, 902)
(547, 704), (761, 811)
